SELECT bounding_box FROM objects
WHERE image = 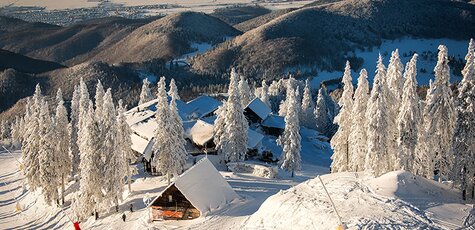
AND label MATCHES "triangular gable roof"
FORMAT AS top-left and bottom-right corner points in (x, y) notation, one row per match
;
(245, 98), (271, 120)
(148, 158), (239, 216)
